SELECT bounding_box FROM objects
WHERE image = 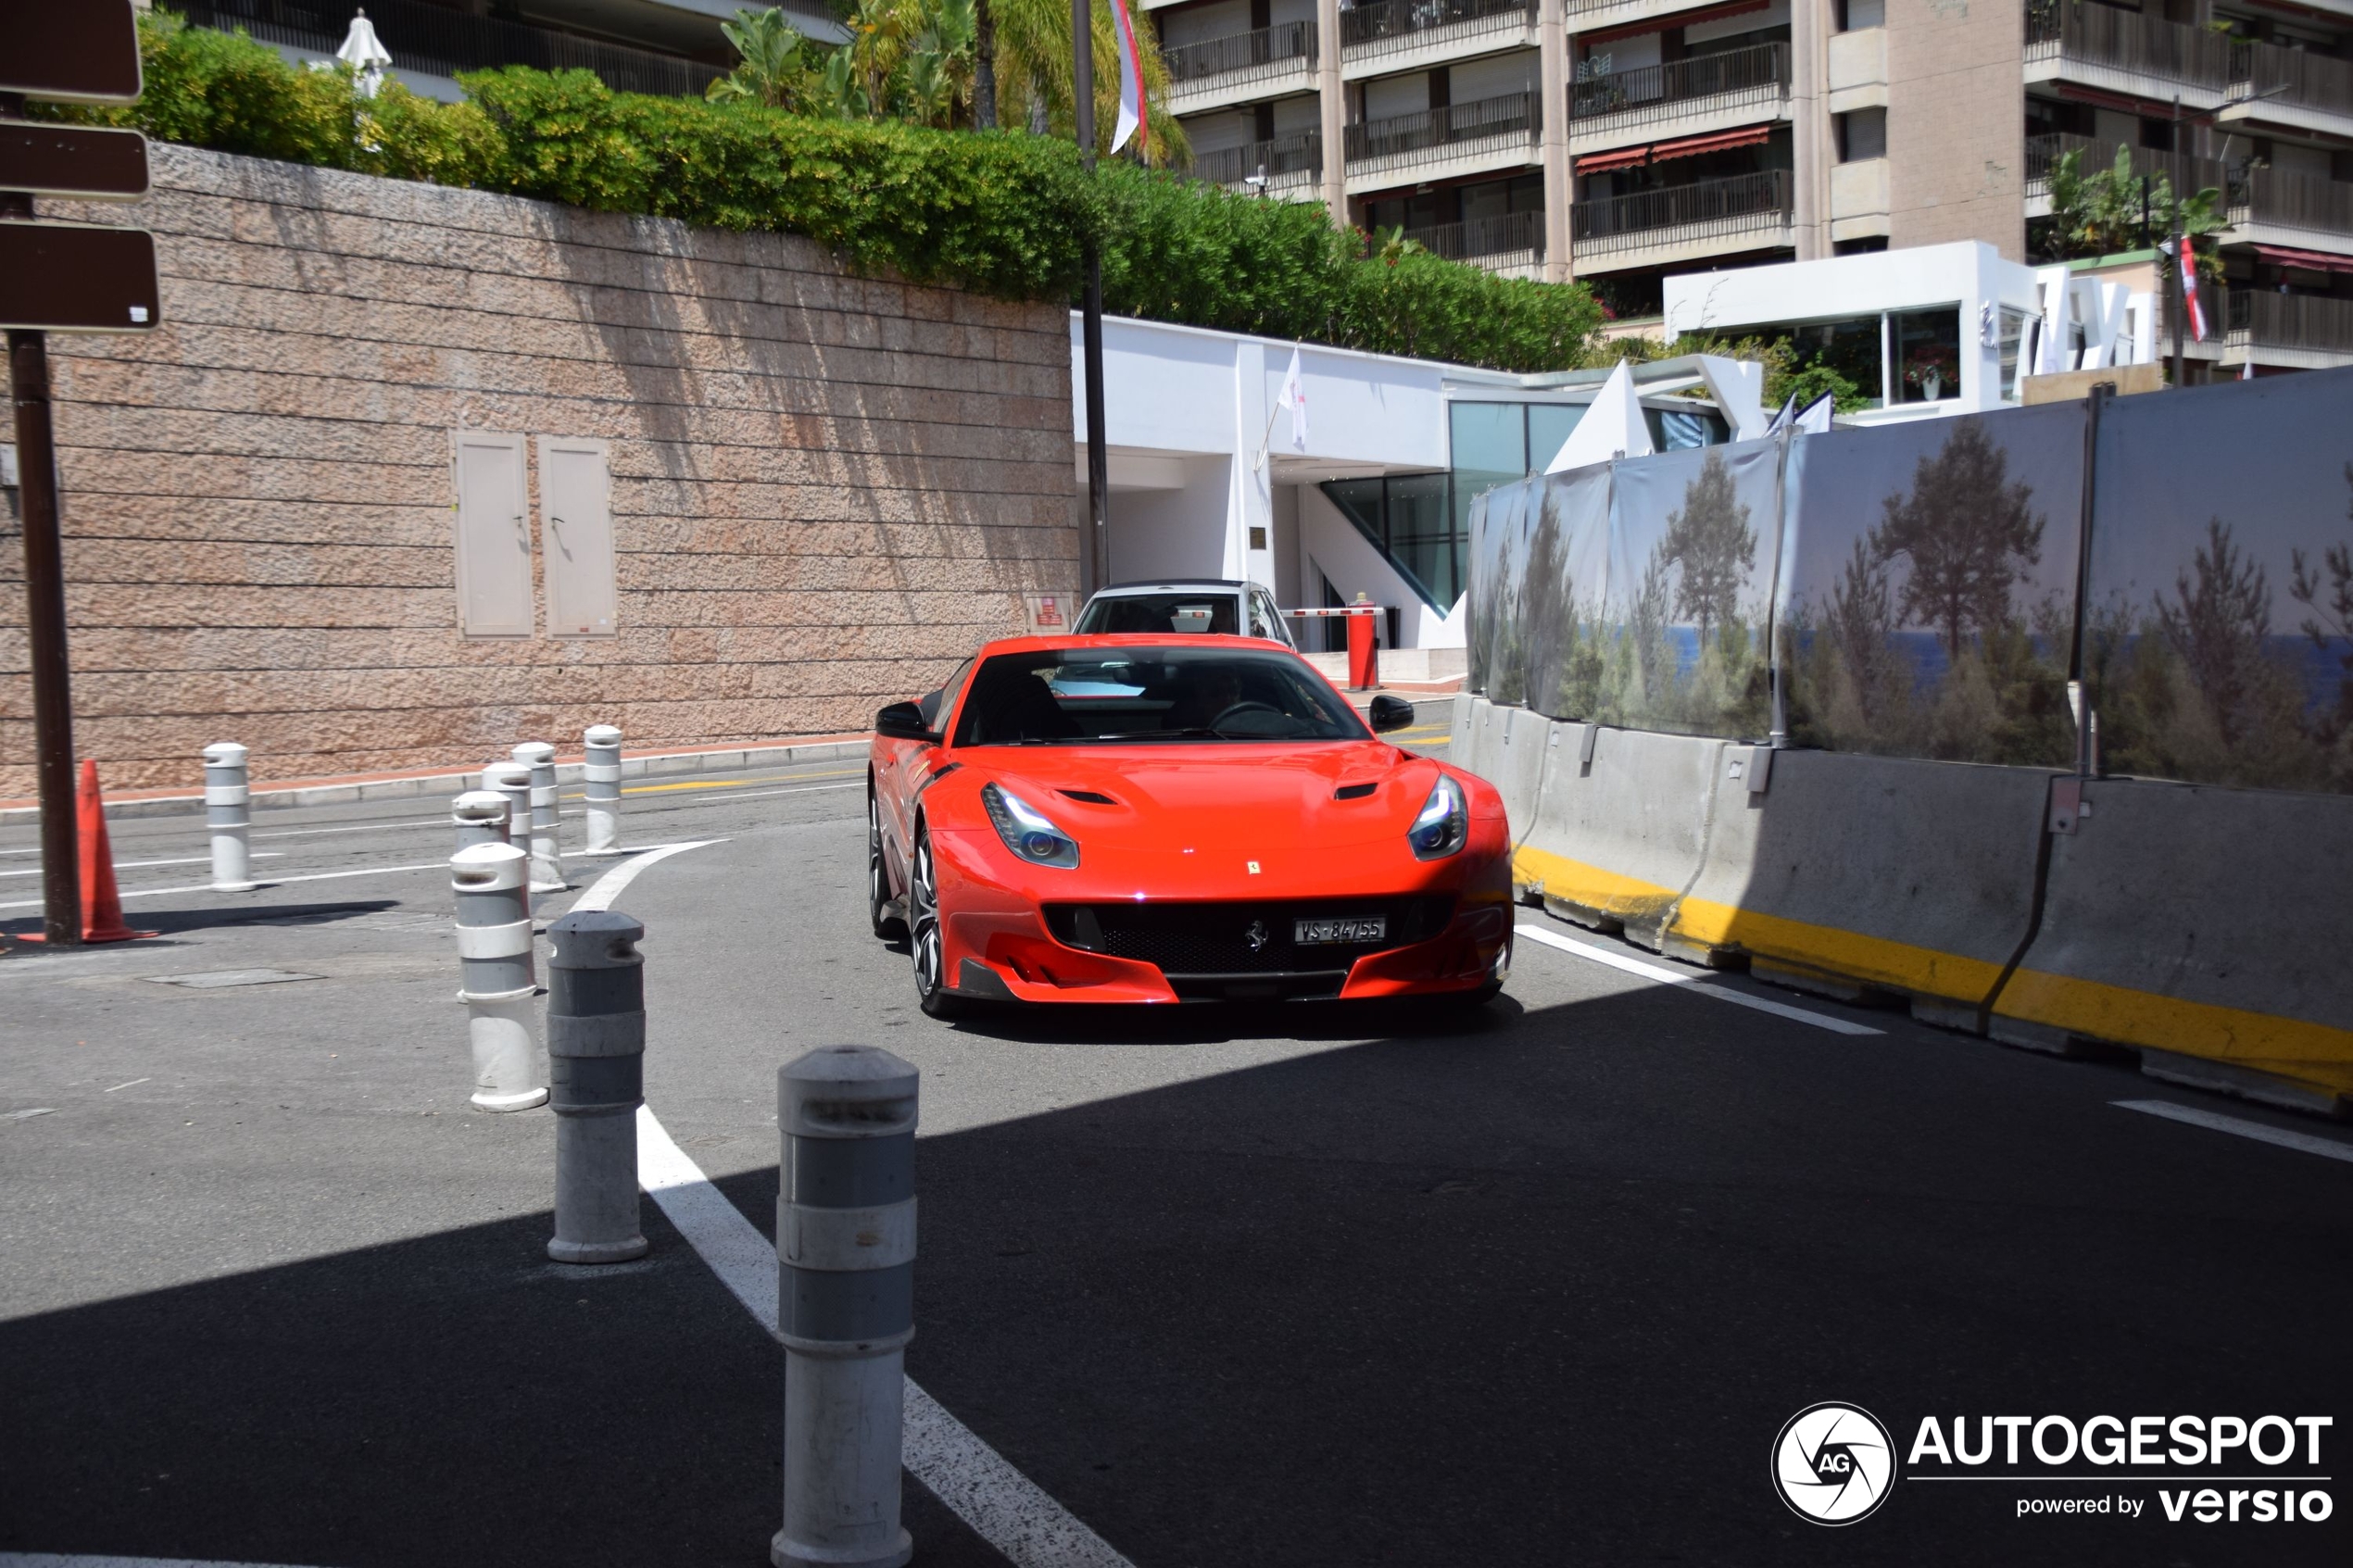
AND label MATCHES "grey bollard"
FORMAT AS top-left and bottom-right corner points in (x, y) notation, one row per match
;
(451, 842), (546, 1112)
(452, 789), (510, 854)
(546, 909), (648, 1264)
(774, 1046), (918, 1568)
(203, 742), (257, 892)
(582, 724), (623, 856)
(512, 741), (567, 894)
(484, 762), (535, 906)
